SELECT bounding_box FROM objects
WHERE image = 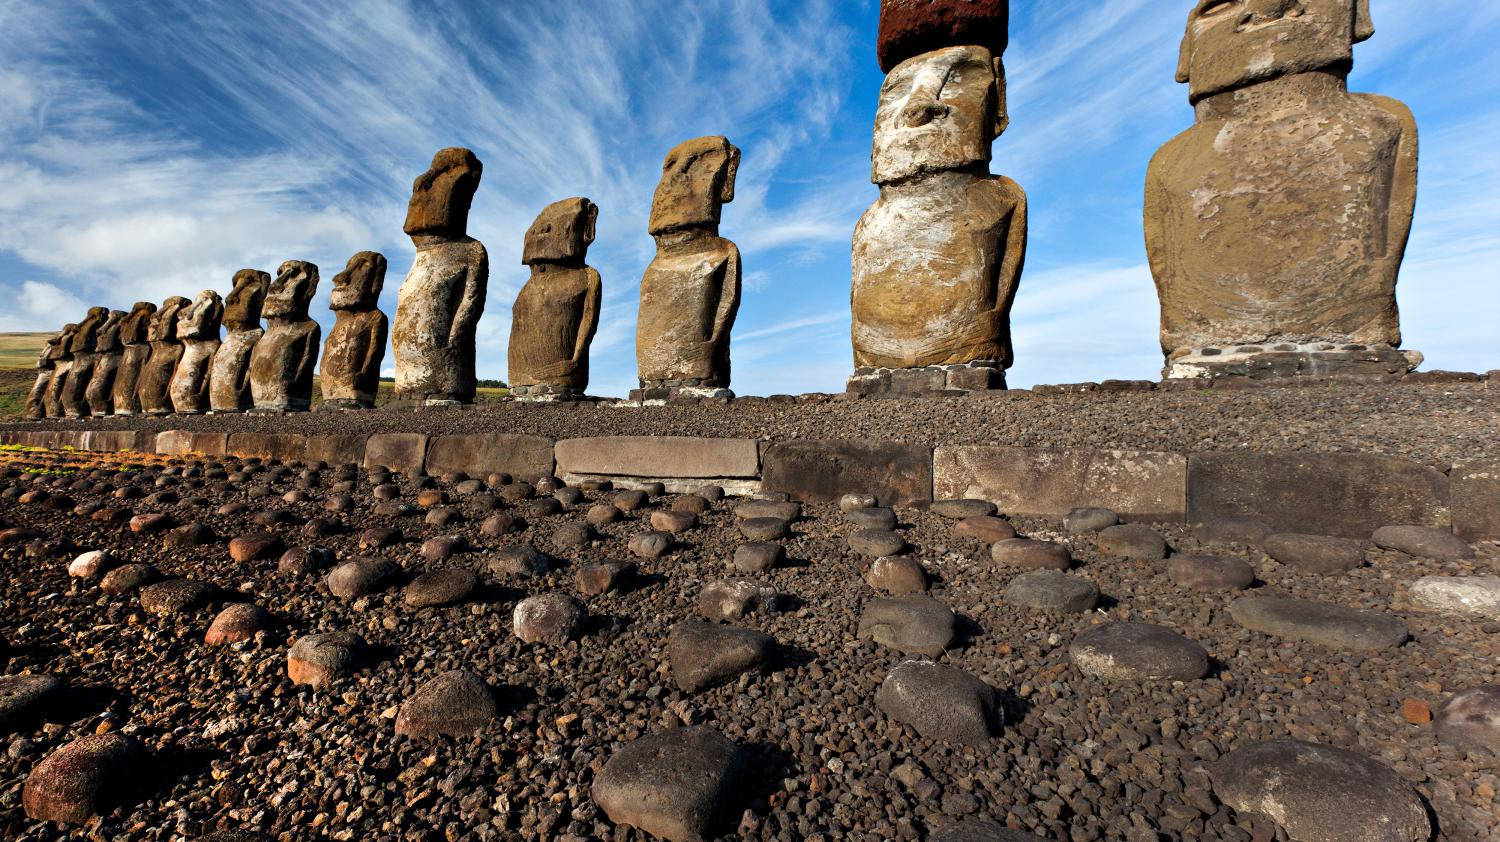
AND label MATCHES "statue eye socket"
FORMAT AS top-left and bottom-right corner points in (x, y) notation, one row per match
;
(1196, 0), (1236, 16)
